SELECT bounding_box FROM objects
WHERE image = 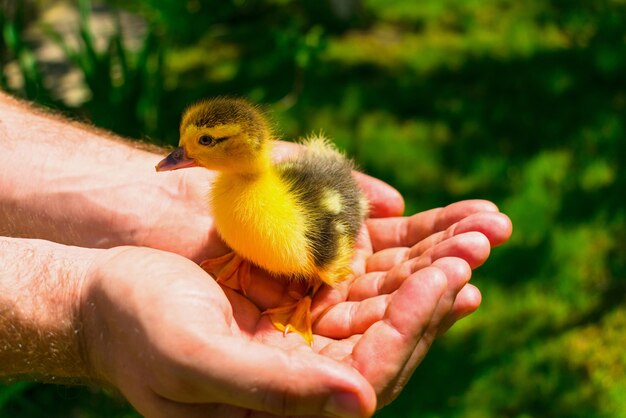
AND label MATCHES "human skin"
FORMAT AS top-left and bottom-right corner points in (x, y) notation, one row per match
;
(0, 92), (512, 417)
